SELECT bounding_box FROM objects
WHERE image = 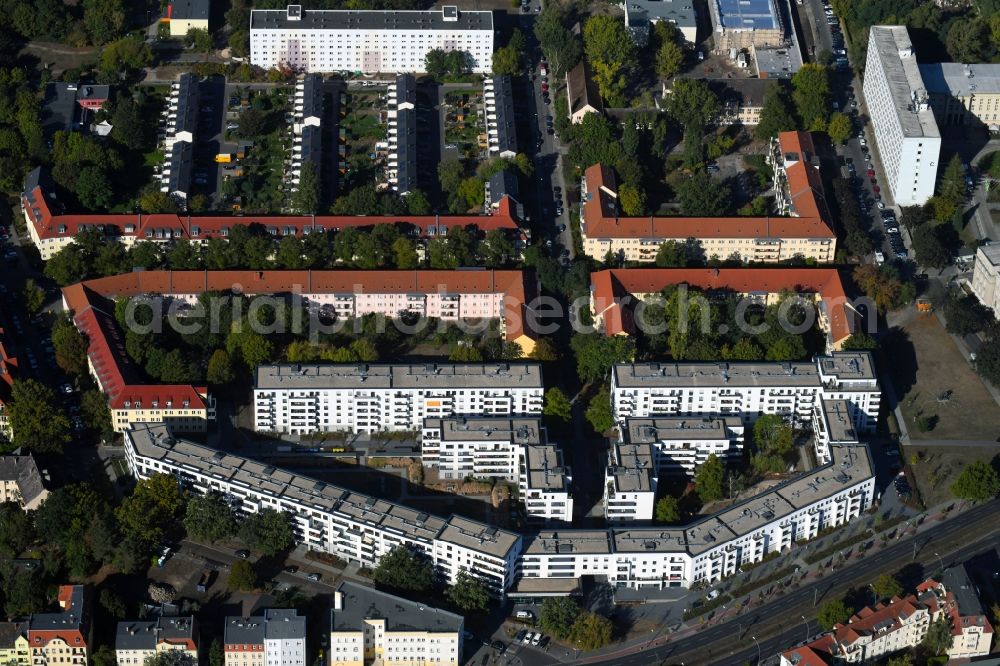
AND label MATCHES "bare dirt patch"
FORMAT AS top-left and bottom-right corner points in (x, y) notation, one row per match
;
(886, 314), (1000, 440)
(905, 445), (999, 508)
